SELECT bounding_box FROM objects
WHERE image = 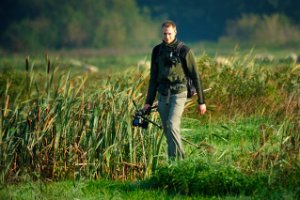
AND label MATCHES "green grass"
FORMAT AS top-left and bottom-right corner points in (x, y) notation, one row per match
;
(0, 48), (299, 199)
(151, 116), (299, 199)
(0, 116), (299, 199)
(181, 117), (266, 160)
(0, 179), (257, 200)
